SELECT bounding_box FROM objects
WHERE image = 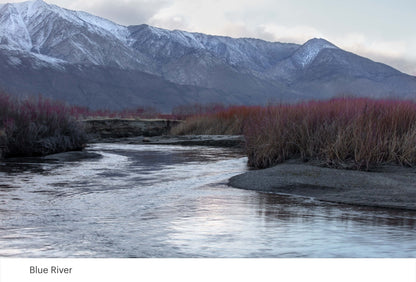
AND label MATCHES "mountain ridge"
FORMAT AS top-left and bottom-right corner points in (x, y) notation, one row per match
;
(0, 0), (415, 111)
